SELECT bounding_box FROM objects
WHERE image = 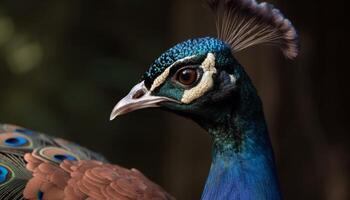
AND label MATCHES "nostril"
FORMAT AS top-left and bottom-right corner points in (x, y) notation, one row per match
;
(132, 89), (145, 99)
